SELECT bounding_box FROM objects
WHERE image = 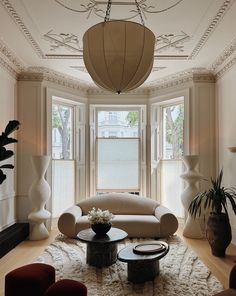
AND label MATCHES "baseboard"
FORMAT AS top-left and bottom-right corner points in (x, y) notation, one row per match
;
(0, 223), (29, 258)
